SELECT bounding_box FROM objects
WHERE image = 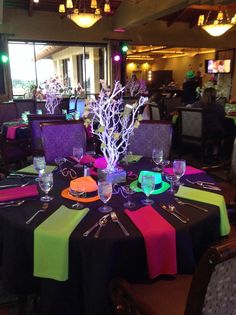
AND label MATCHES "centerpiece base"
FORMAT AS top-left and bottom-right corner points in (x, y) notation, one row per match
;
(98, 167), (127, 184)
